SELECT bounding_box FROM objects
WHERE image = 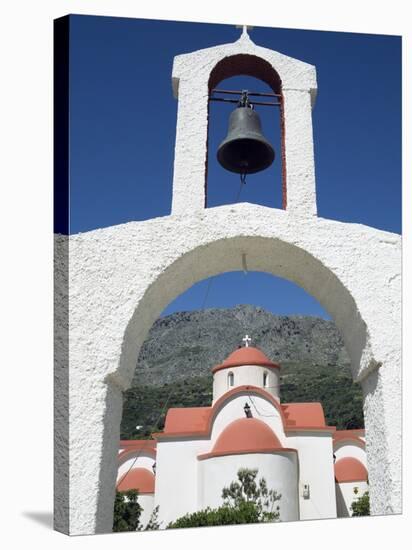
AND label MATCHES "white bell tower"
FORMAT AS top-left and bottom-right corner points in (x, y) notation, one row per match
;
(171, 27), (317, 216)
